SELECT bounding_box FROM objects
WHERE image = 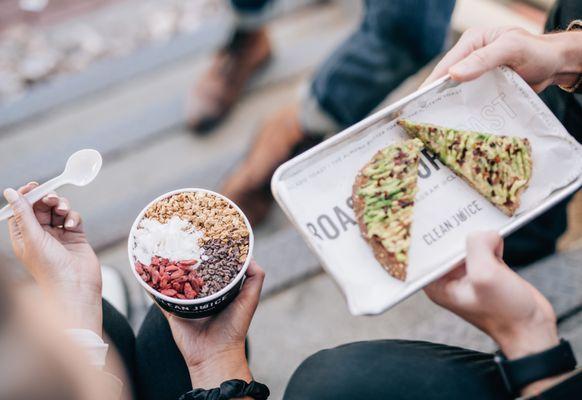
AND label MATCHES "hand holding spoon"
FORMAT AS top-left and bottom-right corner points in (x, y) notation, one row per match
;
(0, 149), (102, 222)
